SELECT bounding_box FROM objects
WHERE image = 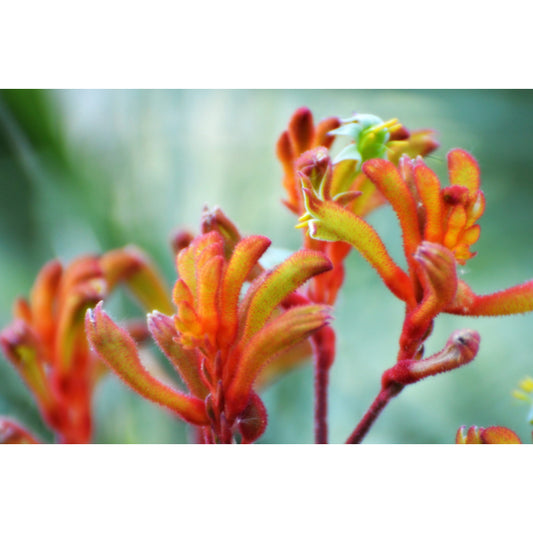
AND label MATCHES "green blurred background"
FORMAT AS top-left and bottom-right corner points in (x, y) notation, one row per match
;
(1, 89), (532, 444)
